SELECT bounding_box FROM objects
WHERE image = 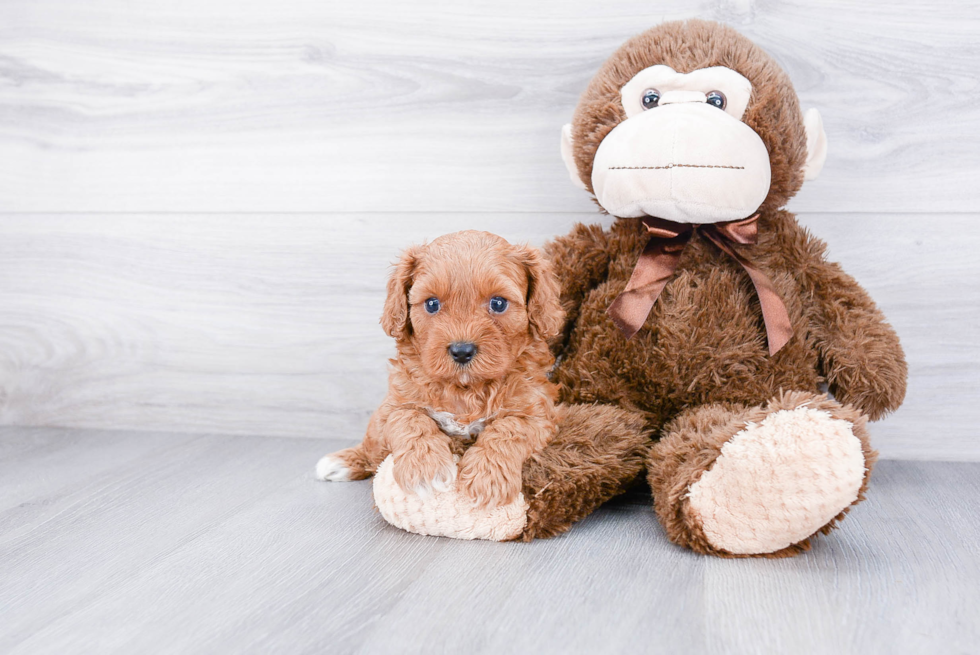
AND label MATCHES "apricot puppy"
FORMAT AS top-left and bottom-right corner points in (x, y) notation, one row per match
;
(316, 230), (564, 508)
